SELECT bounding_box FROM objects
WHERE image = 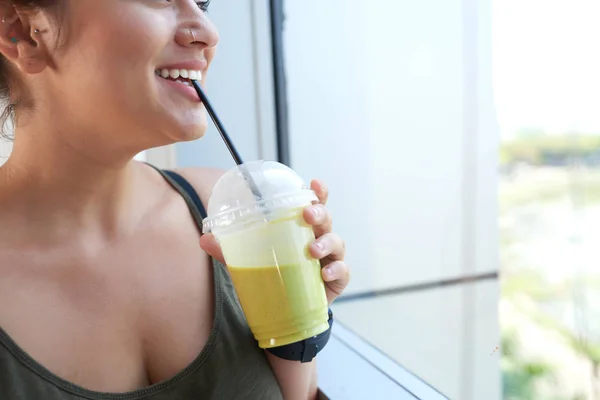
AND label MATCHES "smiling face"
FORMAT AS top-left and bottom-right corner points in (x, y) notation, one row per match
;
(9, 0), (219, 154)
